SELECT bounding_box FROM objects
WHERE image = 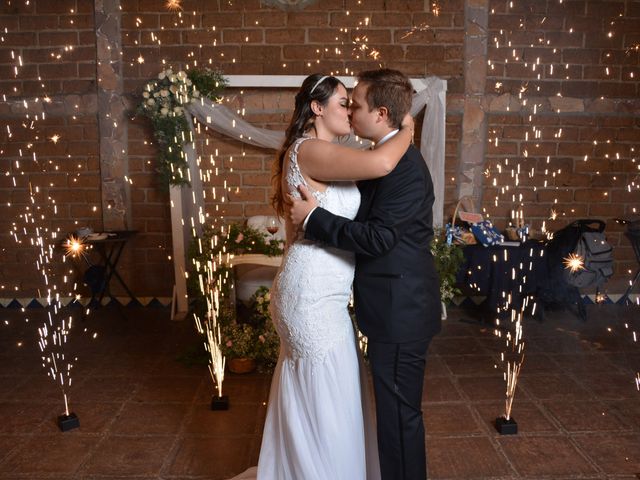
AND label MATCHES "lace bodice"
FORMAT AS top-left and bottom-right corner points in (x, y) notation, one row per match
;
(283, 137), (359, 245)
(270, 136), (361, 362)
